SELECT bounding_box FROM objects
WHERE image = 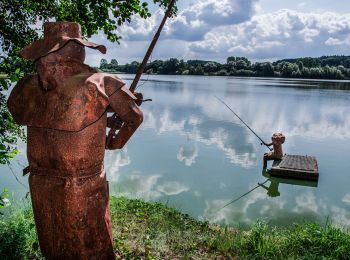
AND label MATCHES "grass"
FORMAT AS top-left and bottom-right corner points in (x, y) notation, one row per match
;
(1, 196), (350, 259)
